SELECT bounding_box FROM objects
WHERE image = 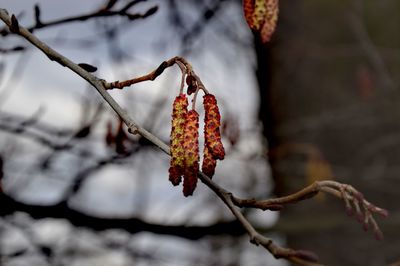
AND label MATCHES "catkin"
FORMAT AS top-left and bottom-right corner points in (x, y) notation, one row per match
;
(169, 94), (188, 186)
(202, 144), (217, 178)
(183, 110), (200, 196)
(260, 0), (279, 43)
(243, 0), (279, 43)
(203, 94), (225, 160)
